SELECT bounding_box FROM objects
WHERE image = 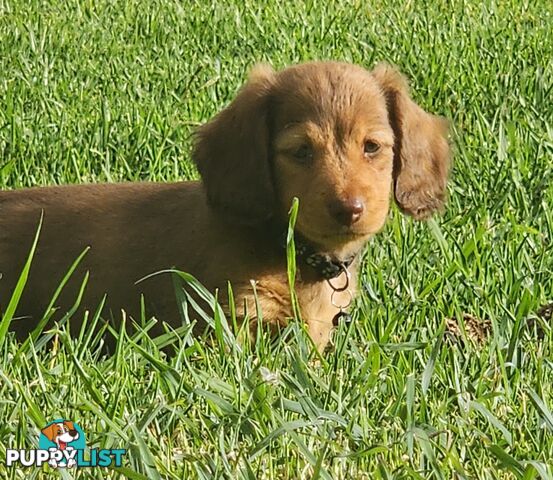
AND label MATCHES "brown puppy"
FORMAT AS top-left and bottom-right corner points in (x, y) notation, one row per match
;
(0, 61), (450, 350)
